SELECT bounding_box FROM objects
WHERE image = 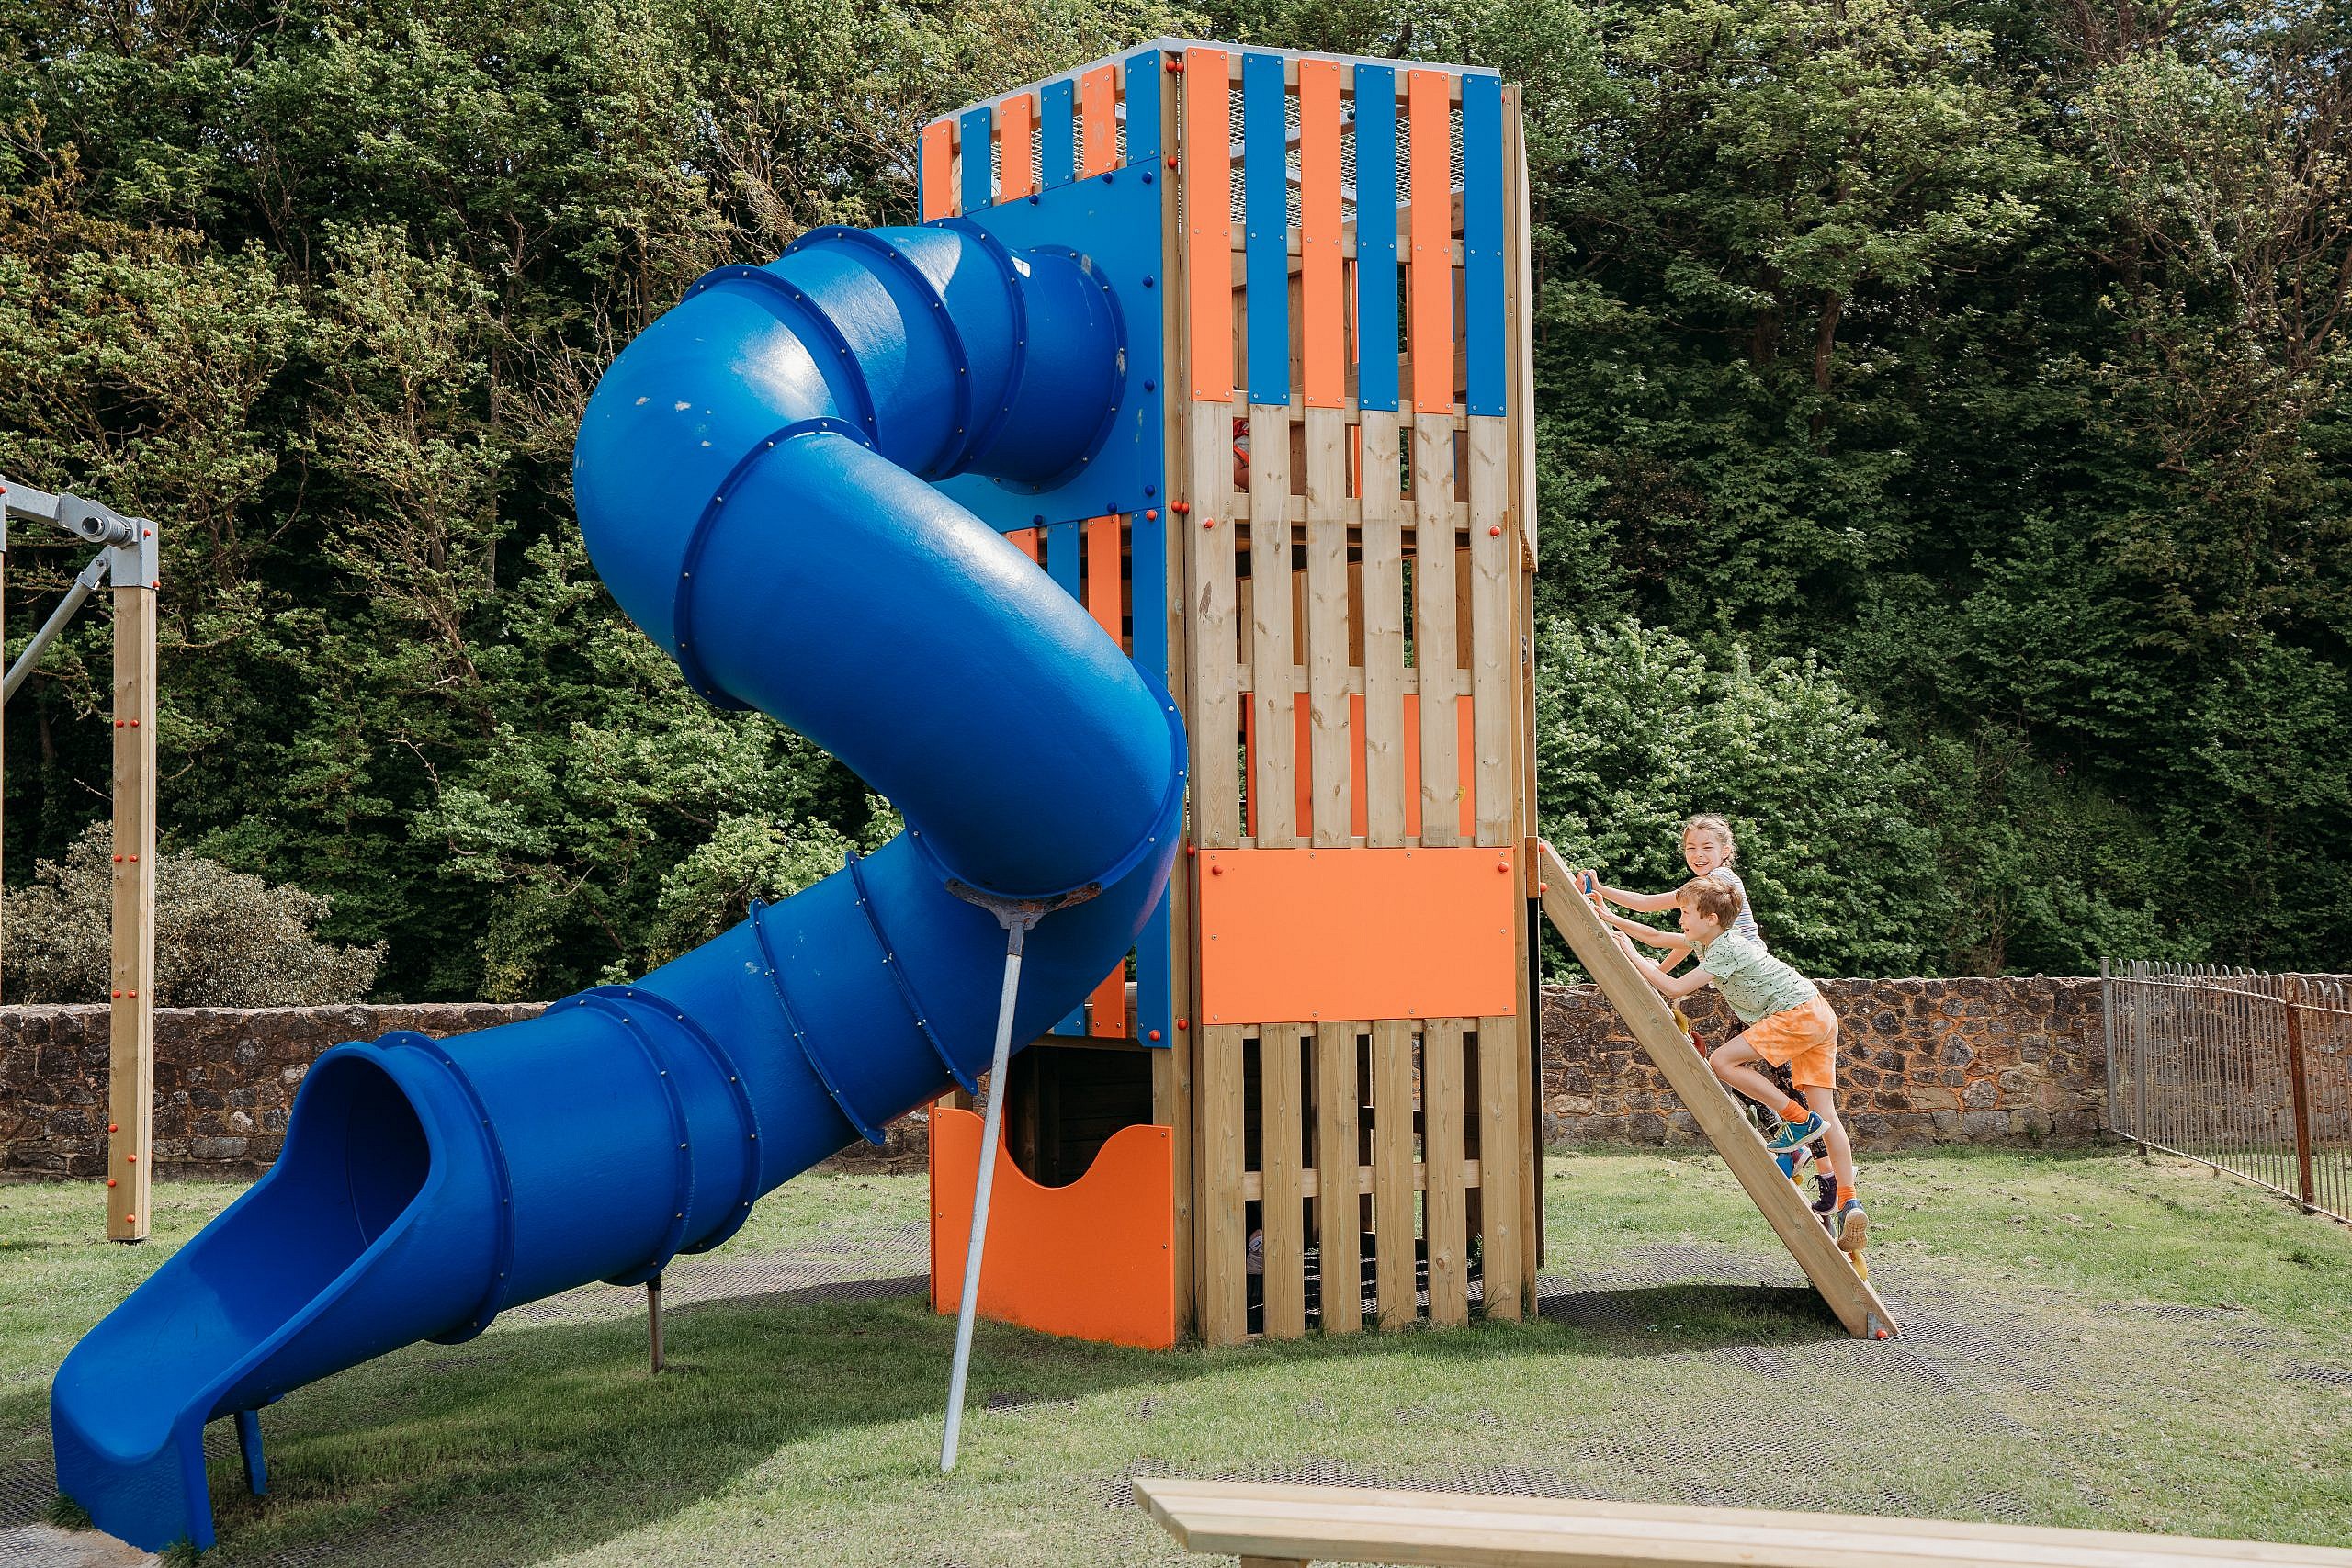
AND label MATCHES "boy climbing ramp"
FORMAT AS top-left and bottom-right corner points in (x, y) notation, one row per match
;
(1604, 876), (1869, 1254)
